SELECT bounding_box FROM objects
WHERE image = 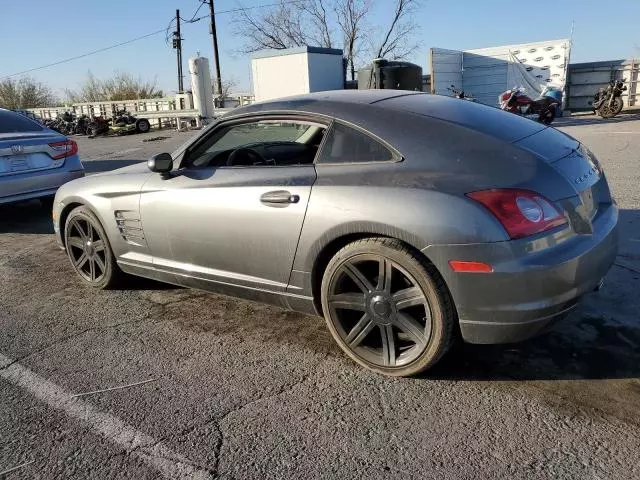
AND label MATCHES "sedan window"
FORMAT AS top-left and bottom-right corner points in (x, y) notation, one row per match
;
(0, 109), (44, 133)
(185, 120), (326, 169)
(316, 122), (394, 164)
